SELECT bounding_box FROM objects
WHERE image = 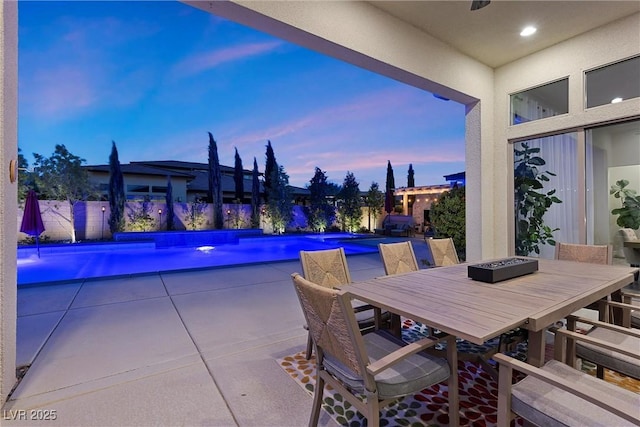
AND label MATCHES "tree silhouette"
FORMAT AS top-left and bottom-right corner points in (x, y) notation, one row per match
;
(264, 140), (276, 203)
(233, 148), (244, 203)
(32, 144), (96, 243)
(251, 157), (261, 228)
(386, 161), (395, 191)
(307, 167), (335, 232)
(365, 182), (384, 231)
(266, 163), (293, 234)
(208, 132), (223, 229)
(407, 164), (415, 188)
(108, 141), (125, 234)
(165, 175), (175, 231)
(337, 172), (362, 232)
